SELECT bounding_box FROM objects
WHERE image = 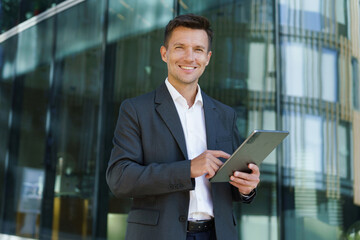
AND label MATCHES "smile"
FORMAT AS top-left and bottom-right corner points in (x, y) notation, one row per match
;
(179, 66), (196, 70)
